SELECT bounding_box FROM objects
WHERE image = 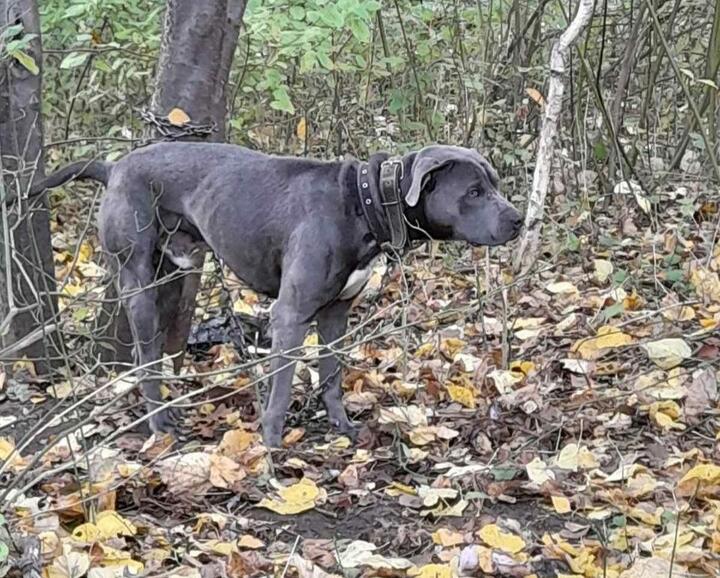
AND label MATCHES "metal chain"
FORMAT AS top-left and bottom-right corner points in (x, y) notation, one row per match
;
(138, 109), (217, 141)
